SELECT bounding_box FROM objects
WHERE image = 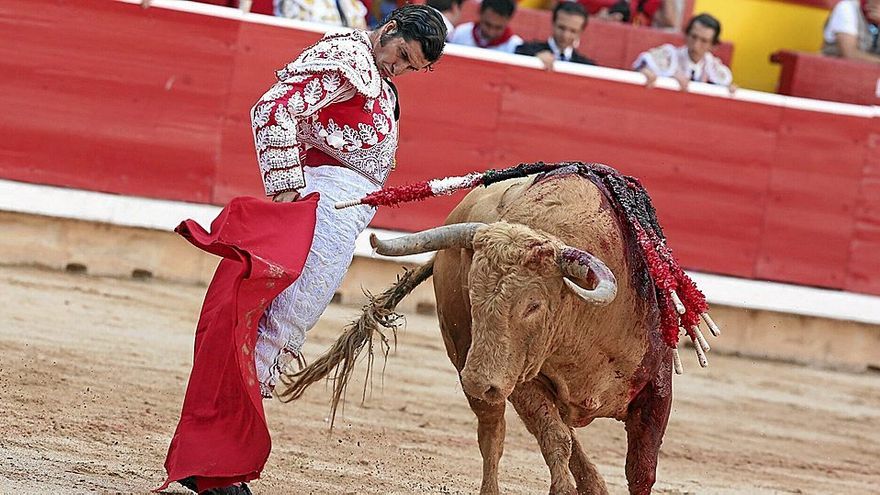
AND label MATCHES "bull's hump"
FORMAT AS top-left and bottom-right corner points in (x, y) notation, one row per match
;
(453, 177), (533, 224)
(503, 176), (616, 243)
